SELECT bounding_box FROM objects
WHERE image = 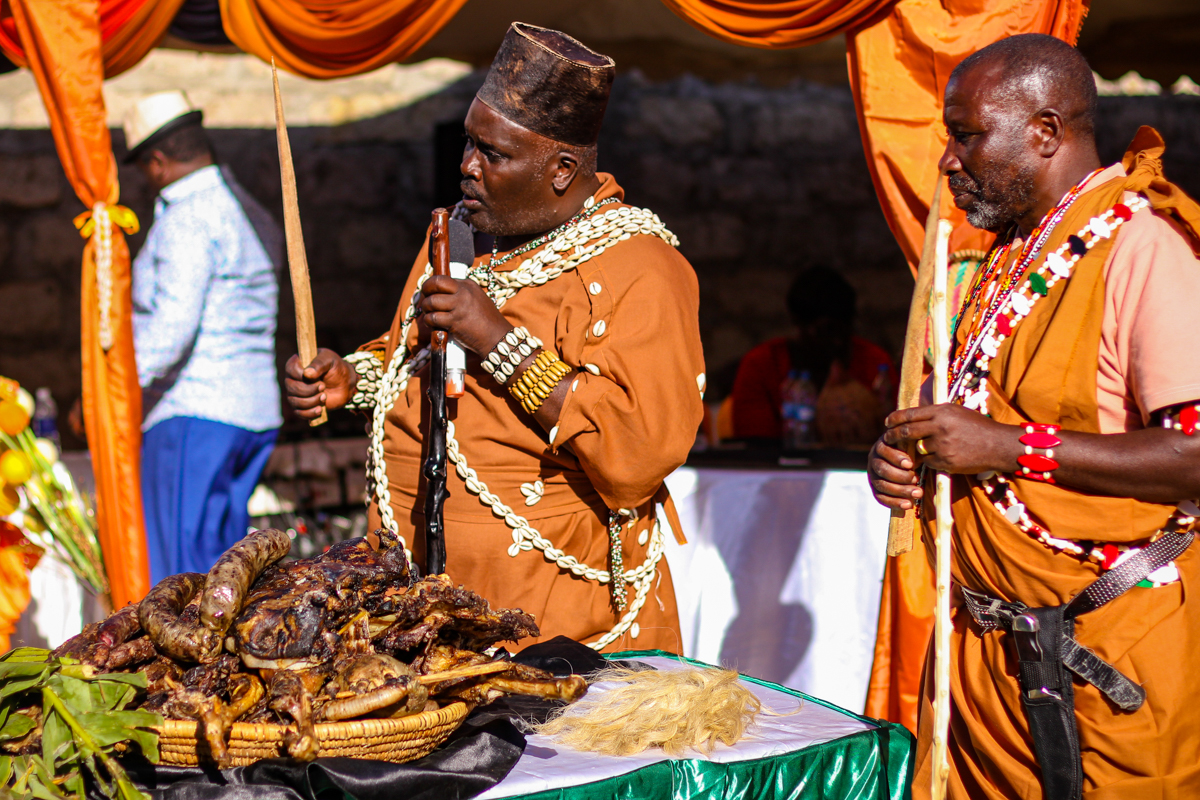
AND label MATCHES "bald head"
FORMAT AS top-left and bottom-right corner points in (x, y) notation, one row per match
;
(952, 34), (1097, 140)
(940, 34), (1102, 236)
